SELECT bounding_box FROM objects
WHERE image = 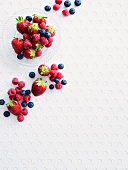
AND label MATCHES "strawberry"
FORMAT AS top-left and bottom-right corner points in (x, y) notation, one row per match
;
(23, 39), (32, 49)
(51, 64), (58, 70)
(33, 14), (47, 24)
(56, 72), (64, 79)
(16, 16), (31, 34)
(23, 49), (36, 59)
(45, 42), (52, 48)
(23, 95), (31, 102)
(15, 94), (23, 101)
(11, 38), (24, 54)
(32, 34), (40, 41)
(32, 41), (43, 50)
(31, 78), (47, 96)
(28, 23), (39, 35)
(39, 22), (46, 30)
(38, 64), (50, 76)
(6, 100), (21, 116)
(23, 33), (30, 40)
(36, 50), (42, 57)
(40, 37), (49, 46)
(46, 26), (55, 37)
